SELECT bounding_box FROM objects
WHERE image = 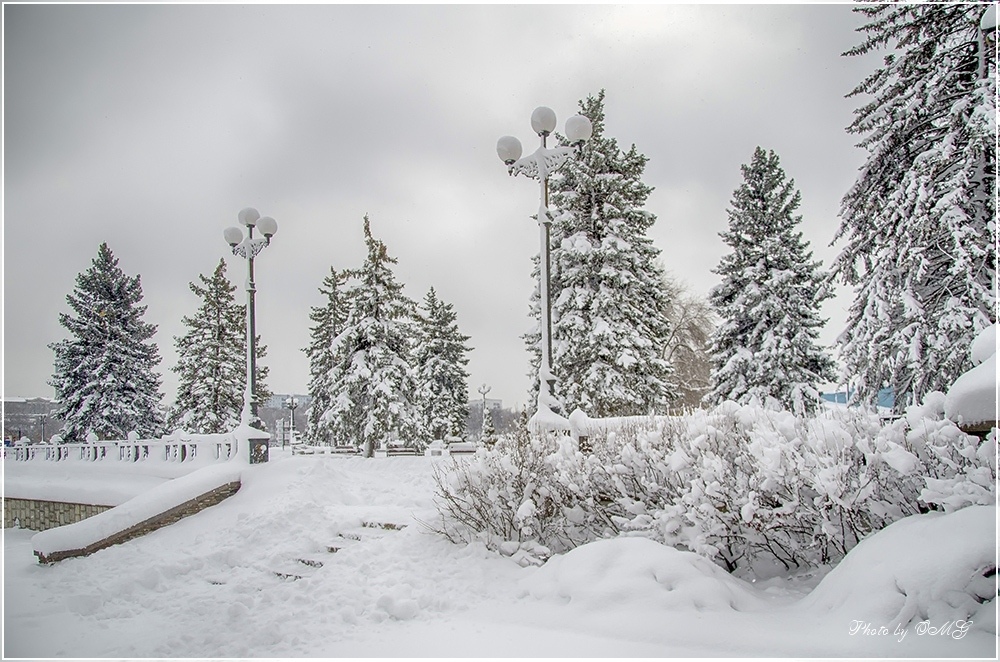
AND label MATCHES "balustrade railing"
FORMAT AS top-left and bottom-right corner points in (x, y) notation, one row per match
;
(2, 433), (236, 464)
